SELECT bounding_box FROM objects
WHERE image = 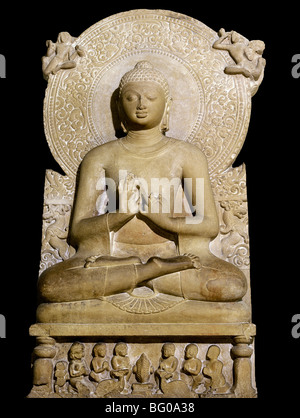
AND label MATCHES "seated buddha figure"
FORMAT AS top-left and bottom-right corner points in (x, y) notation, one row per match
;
(38, 61), (247, 304)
